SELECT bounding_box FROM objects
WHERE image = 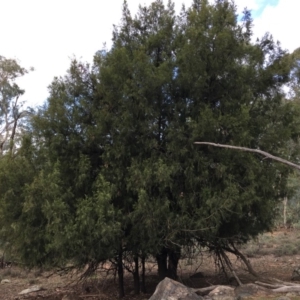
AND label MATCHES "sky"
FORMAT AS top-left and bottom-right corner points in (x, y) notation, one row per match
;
(1, 0), (299, 107)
